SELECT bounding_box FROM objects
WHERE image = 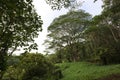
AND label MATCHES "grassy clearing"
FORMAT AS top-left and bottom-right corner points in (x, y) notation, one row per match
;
(58, 62), (120, 80)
